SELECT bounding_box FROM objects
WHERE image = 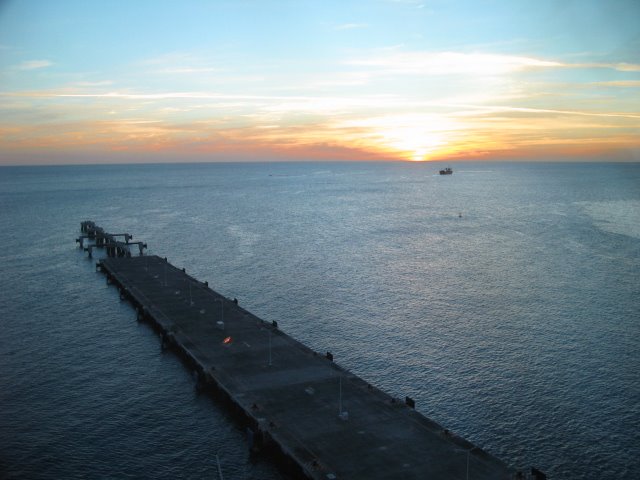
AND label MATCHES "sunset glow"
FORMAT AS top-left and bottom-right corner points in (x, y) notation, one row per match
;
(0, 0), (638, 164)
